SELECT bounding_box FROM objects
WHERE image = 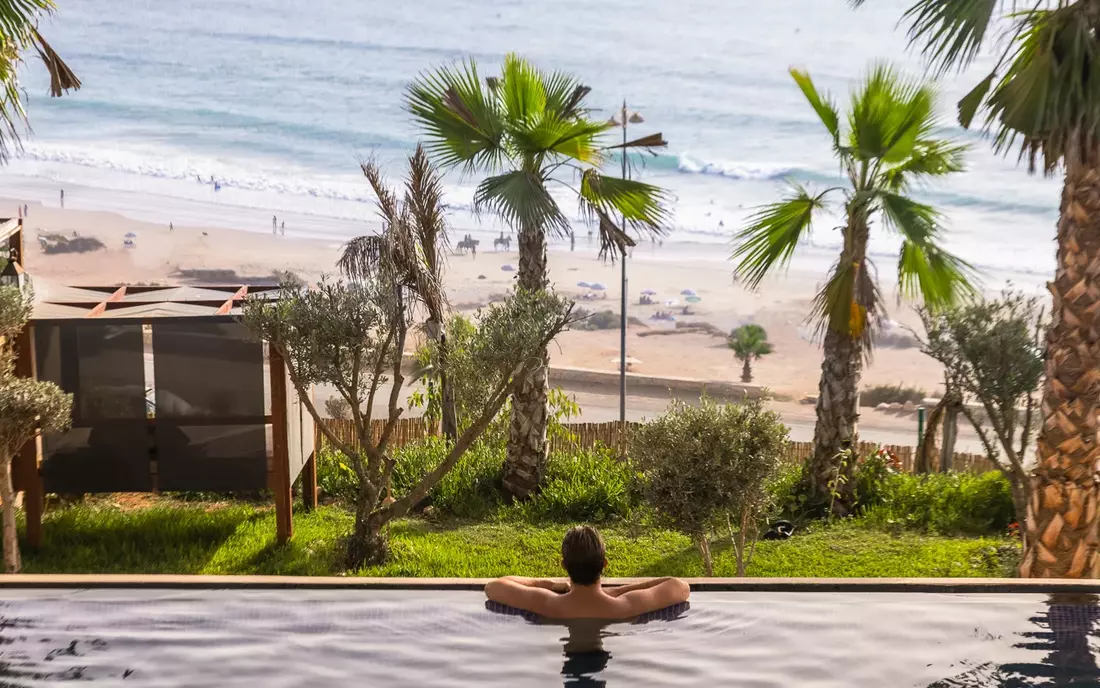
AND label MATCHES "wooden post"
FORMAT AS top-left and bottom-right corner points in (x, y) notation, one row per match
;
(12, 323), (43, 549)
(301, 451), (318, 512)
(268, 347), (292, 544)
